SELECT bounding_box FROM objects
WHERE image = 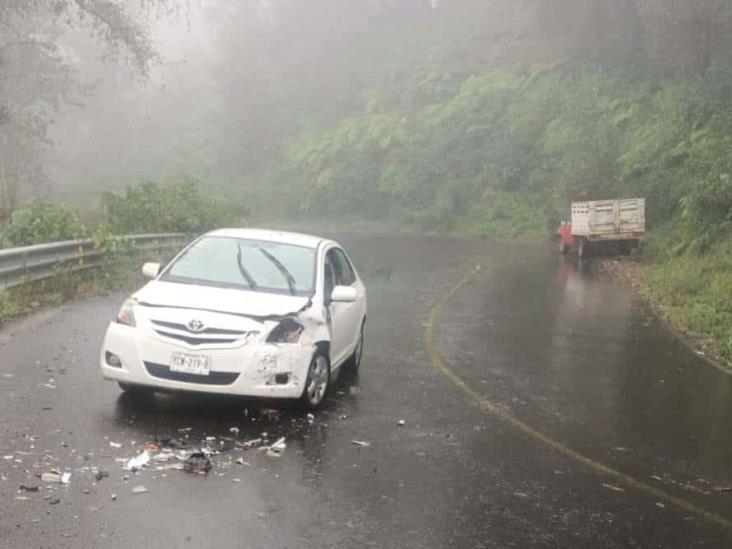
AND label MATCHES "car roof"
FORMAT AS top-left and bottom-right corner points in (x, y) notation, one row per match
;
(204, 228), (329, 249)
